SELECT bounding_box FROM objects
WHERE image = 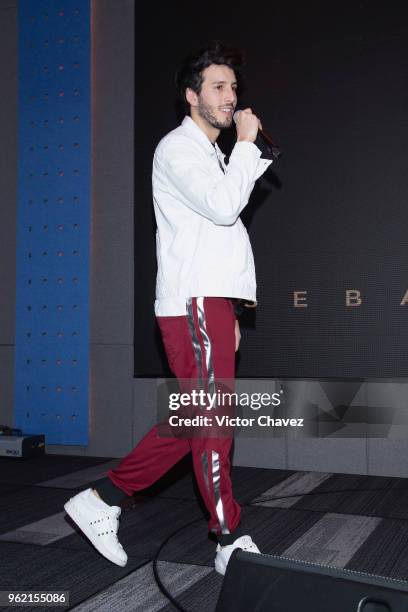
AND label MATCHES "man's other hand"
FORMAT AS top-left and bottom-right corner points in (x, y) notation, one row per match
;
(235, 319), (241, 352)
